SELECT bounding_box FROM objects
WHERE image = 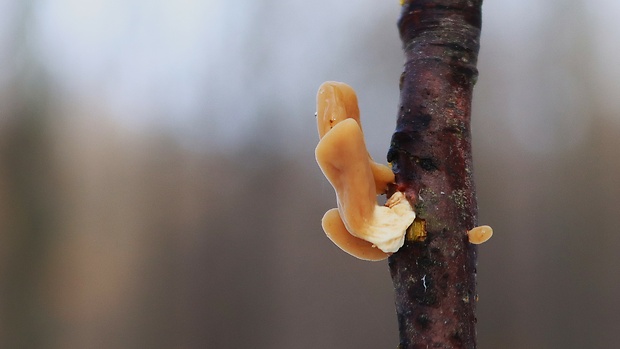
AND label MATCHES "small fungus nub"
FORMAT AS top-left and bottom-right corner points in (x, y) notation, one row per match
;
(467, 225), (493, 244)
